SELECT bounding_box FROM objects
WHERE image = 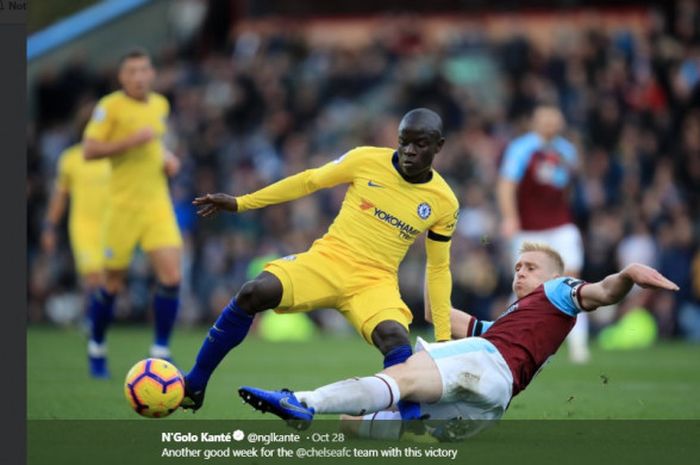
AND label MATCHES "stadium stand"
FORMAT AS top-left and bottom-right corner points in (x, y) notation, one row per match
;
(27, 1), (700, 341)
